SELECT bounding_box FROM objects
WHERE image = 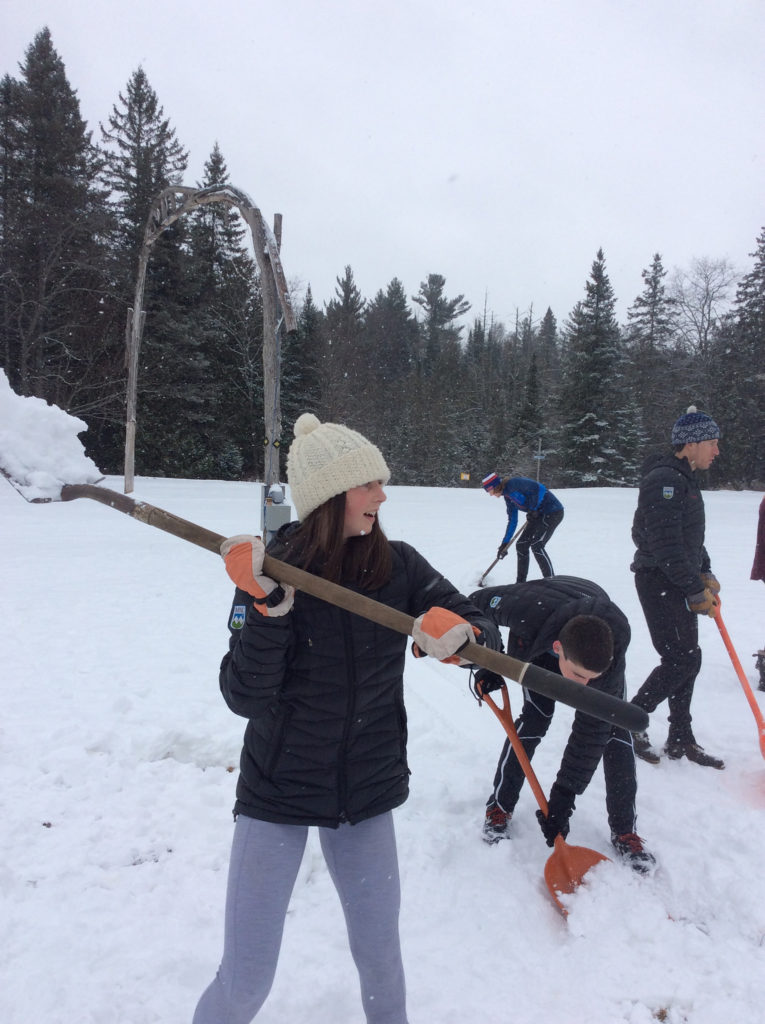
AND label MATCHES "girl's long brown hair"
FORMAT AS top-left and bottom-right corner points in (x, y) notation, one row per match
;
(278, 492), (392, 590)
